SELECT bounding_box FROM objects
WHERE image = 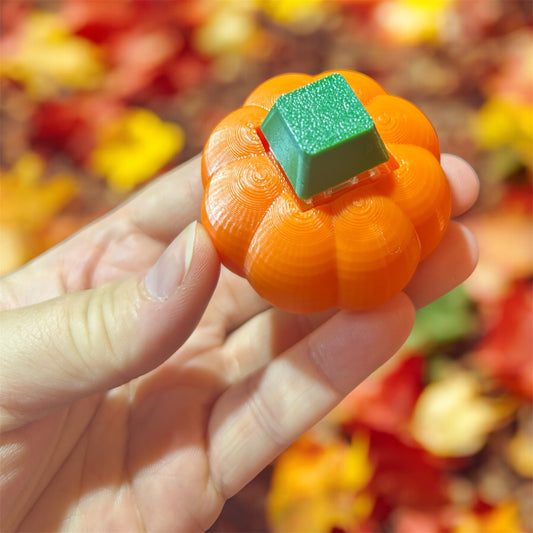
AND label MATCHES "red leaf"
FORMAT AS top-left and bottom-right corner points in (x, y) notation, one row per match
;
(502, 185), (533, 216)
(342, 355), (425, 437)
(31, 95), (123, 163)
(474, 280), (533, 399)
(62, 0), (137, 43)
(363, 427), (450, 509)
